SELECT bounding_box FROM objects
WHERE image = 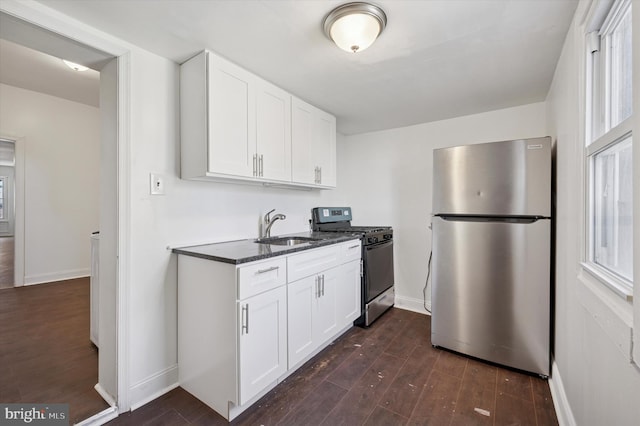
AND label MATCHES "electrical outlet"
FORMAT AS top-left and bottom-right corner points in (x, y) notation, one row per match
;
(150, 173), (165, 195)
